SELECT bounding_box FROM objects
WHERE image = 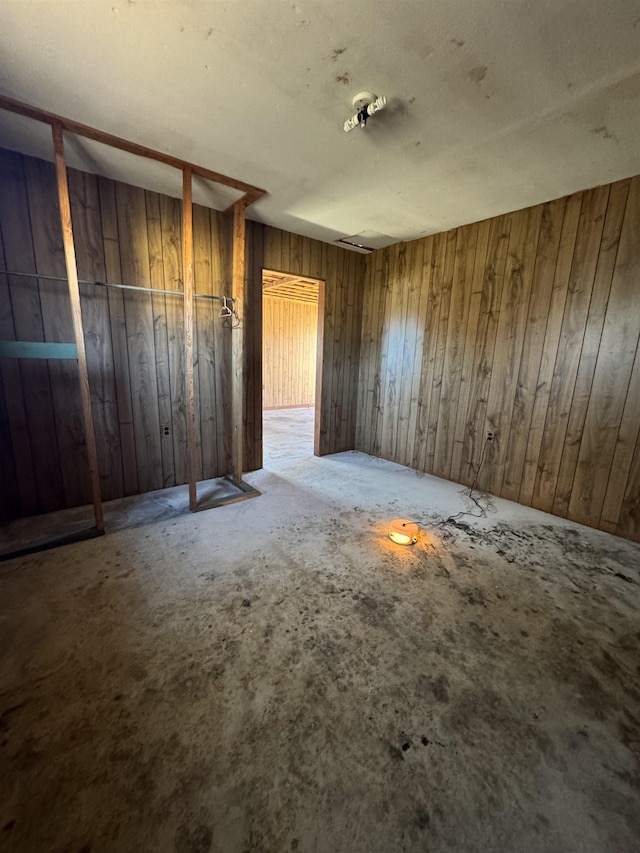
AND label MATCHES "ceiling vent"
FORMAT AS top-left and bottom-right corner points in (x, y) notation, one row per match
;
(335, 231), (397, 253)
